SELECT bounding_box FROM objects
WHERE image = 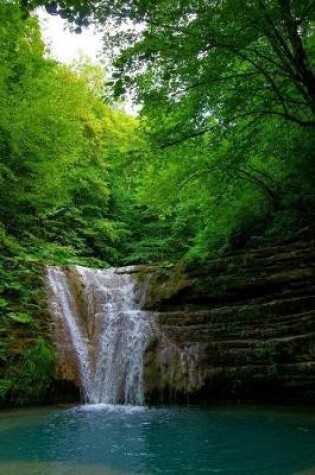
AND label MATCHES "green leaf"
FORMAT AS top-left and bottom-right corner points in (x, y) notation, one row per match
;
(8, 312), (34, 324)
(0, 298), (8, 308)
